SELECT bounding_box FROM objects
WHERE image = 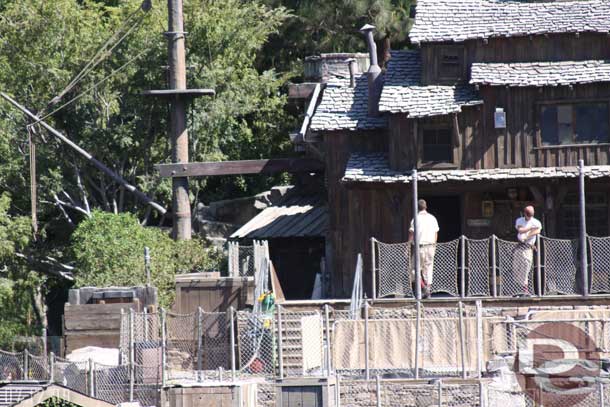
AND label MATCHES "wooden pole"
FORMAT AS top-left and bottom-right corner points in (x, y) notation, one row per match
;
(28, 128), (37, 236)
(167, 0), (191, 240)
(578, 160), (588, 296)
(0, 92), (167, 215)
